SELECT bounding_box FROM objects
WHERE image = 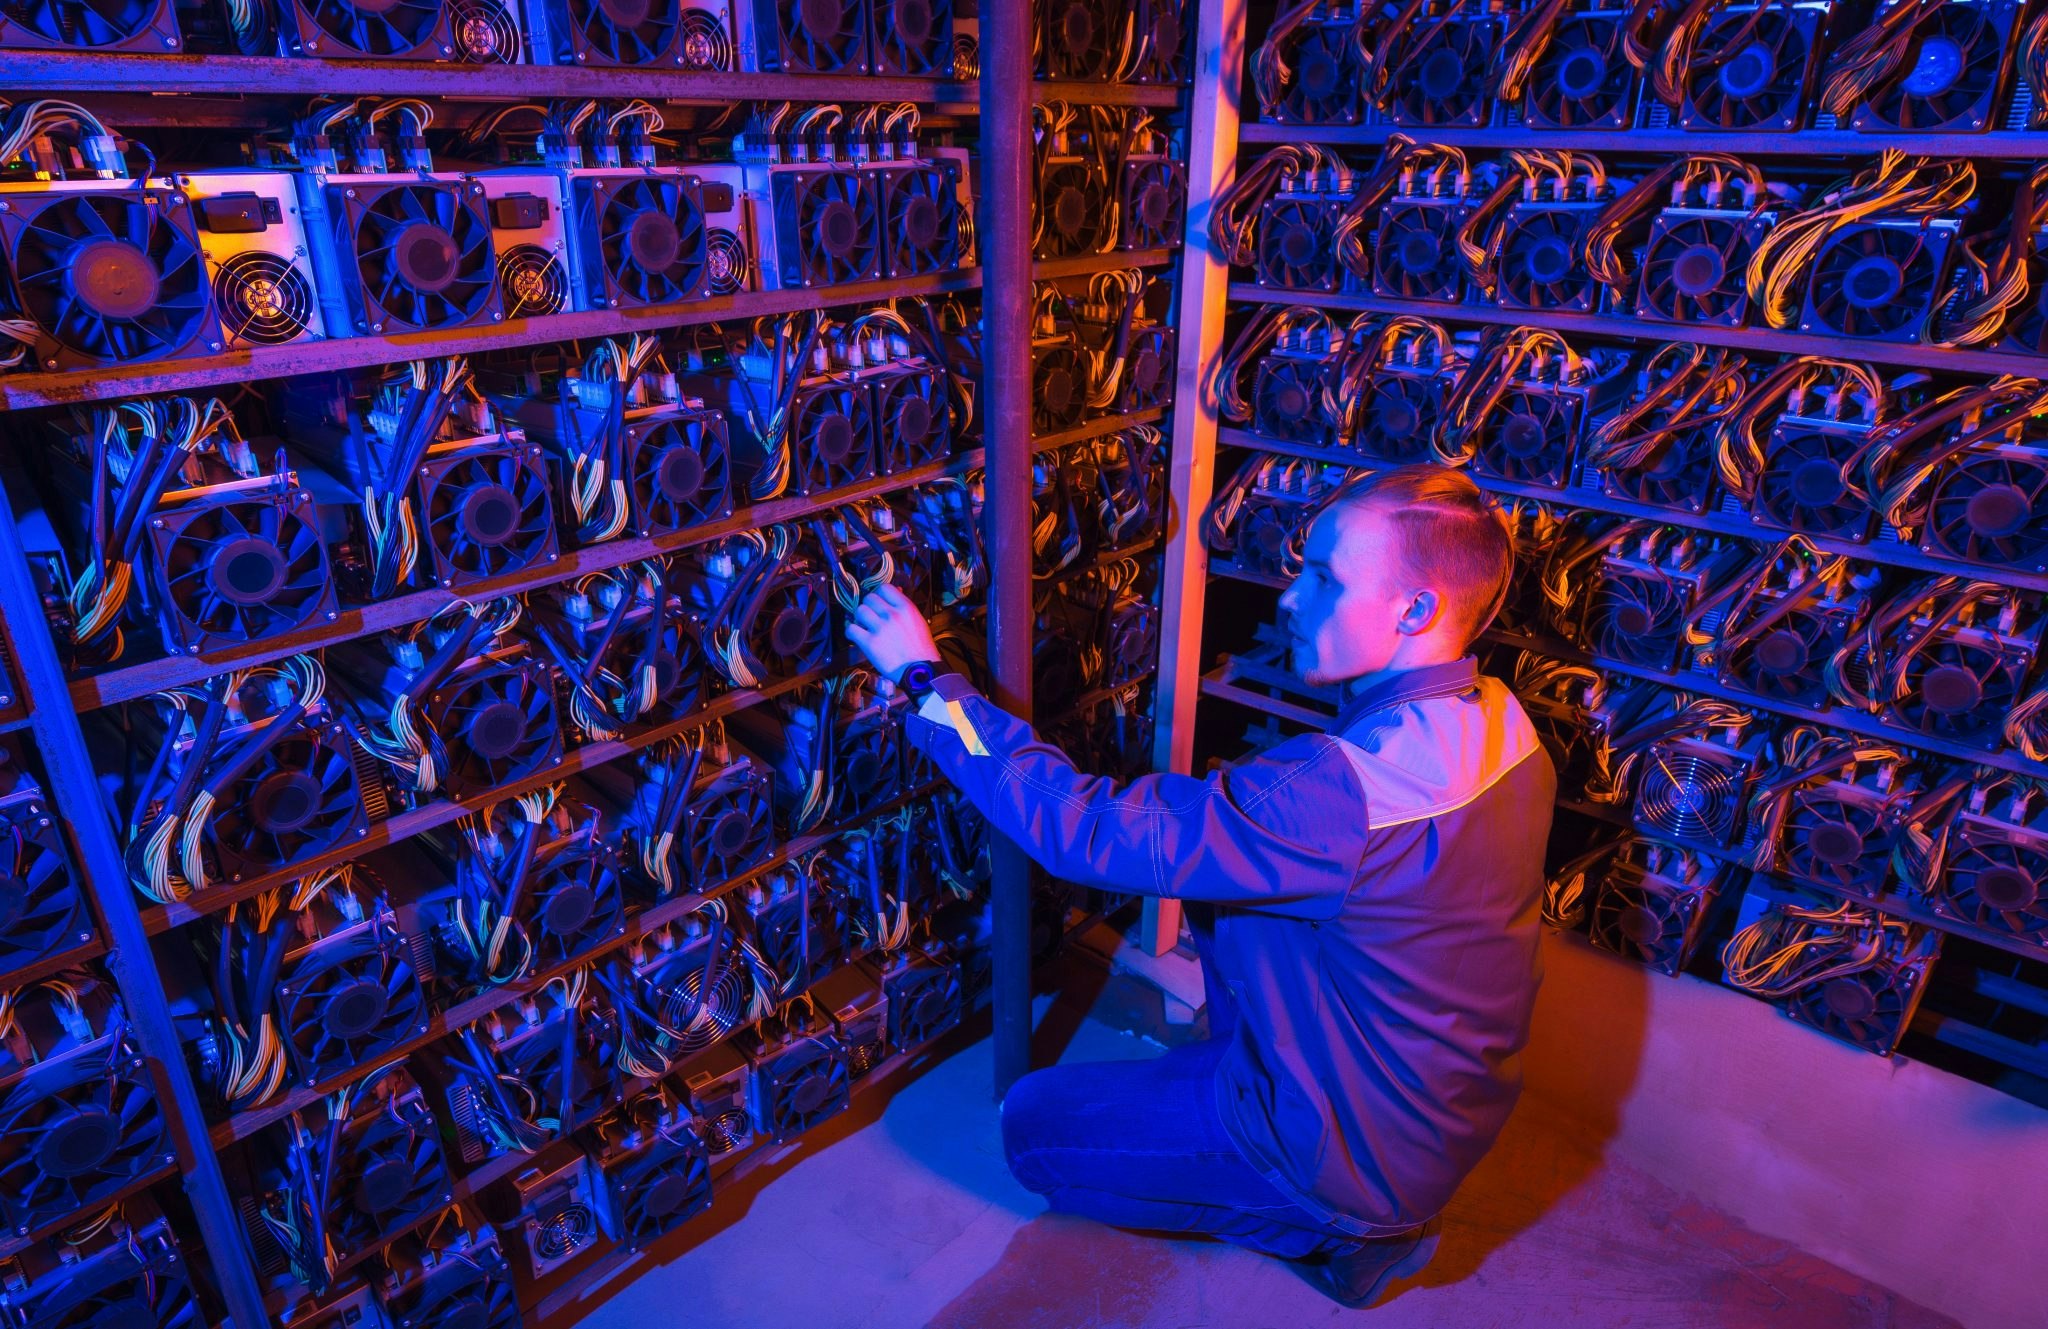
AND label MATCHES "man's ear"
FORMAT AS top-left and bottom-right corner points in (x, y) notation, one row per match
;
(1396, 588), (1442, 638)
